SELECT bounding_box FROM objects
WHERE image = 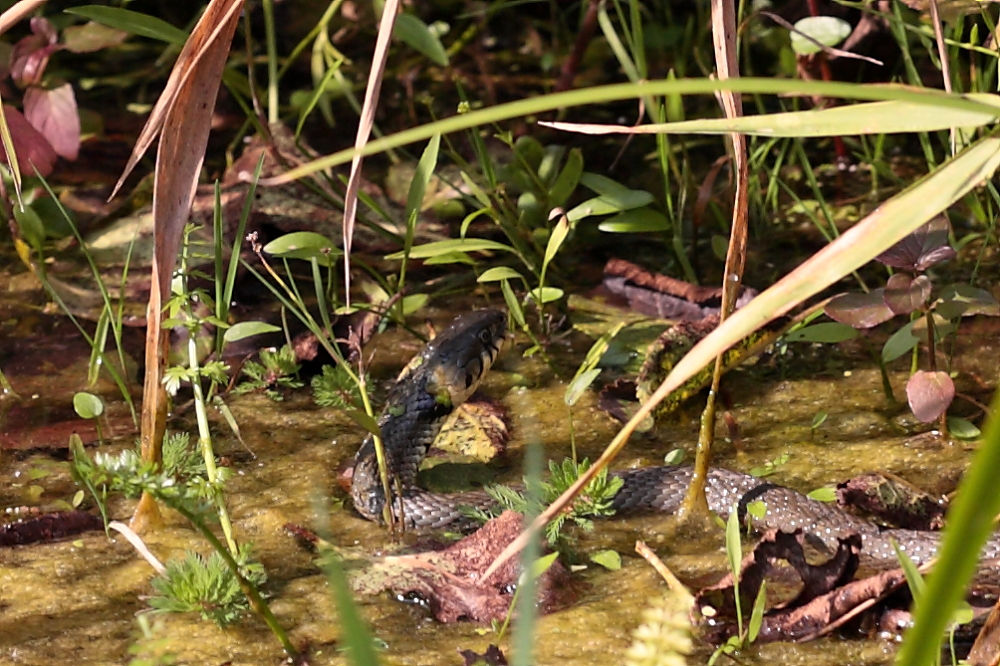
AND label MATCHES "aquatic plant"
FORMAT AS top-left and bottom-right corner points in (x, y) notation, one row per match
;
(234, 344), (304, 401)
(148, 545), (266, 627)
